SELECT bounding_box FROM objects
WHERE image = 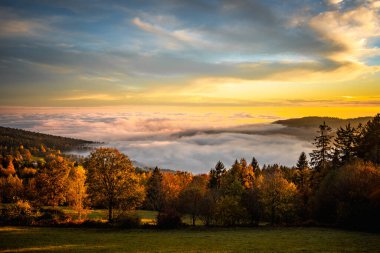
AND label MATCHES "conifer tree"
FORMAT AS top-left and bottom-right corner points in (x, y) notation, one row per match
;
(209, 161), (225, 189)
(310, 122), (333, 172)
